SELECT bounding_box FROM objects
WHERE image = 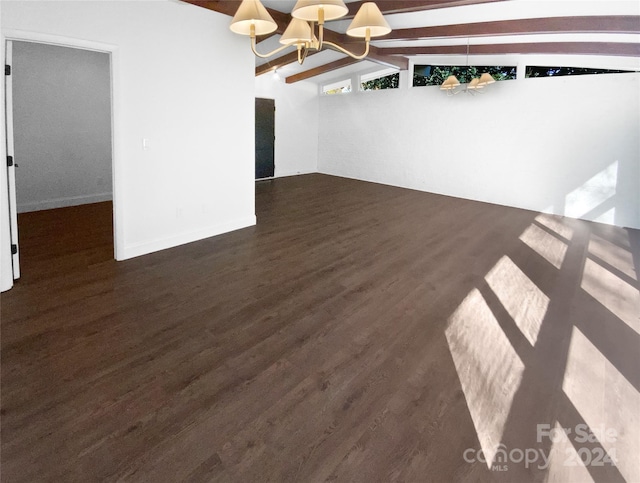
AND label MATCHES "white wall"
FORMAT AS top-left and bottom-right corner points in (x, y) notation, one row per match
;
(1, 0), (256, 277)
(318, 72), (640, 229)
(255, 72), (318, 177)
(12, 41), (112, 212)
